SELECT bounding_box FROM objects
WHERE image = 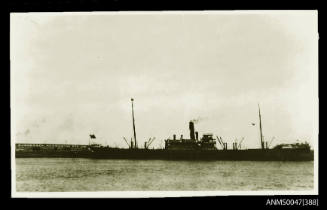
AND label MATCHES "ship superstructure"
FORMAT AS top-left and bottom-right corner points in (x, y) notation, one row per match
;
(165, 121), (216, 150)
